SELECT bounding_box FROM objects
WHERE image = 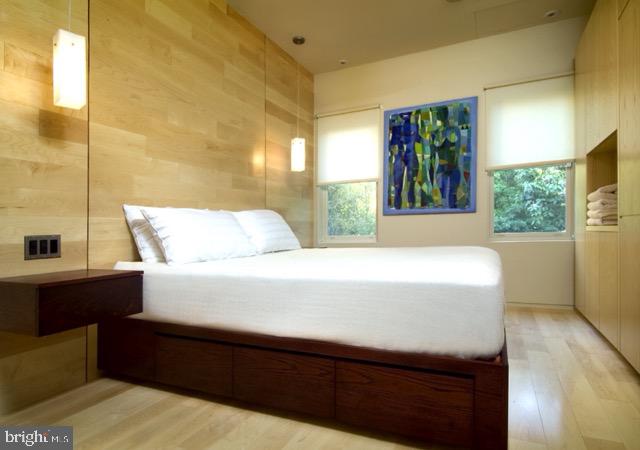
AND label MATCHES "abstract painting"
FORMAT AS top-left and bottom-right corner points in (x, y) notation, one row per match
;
(383, 97), (477, 215)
